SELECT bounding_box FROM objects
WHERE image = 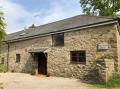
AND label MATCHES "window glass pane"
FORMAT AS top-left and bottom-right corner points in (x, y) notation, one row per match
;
(52, 33), (64, 46)
(16, 54), (20, 63)
(71, 51), (86, 63)
(78, 51), (85, 57)
(71, 57), (77, 62)
(78, 57), (86, 62)
(71, 51), (77, 56)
